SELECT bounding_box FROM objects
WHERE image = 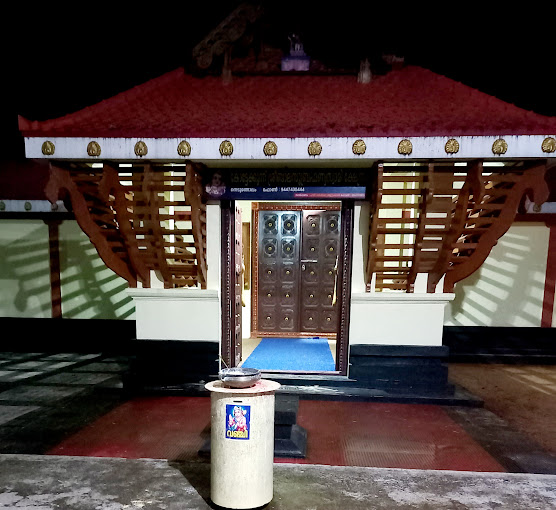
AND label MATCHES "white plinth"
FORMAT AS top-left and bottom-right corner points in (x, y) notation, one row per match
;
(206, 380), (280, 509)
(349, 292), (455, 346)
(127, 288), (220, 342)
